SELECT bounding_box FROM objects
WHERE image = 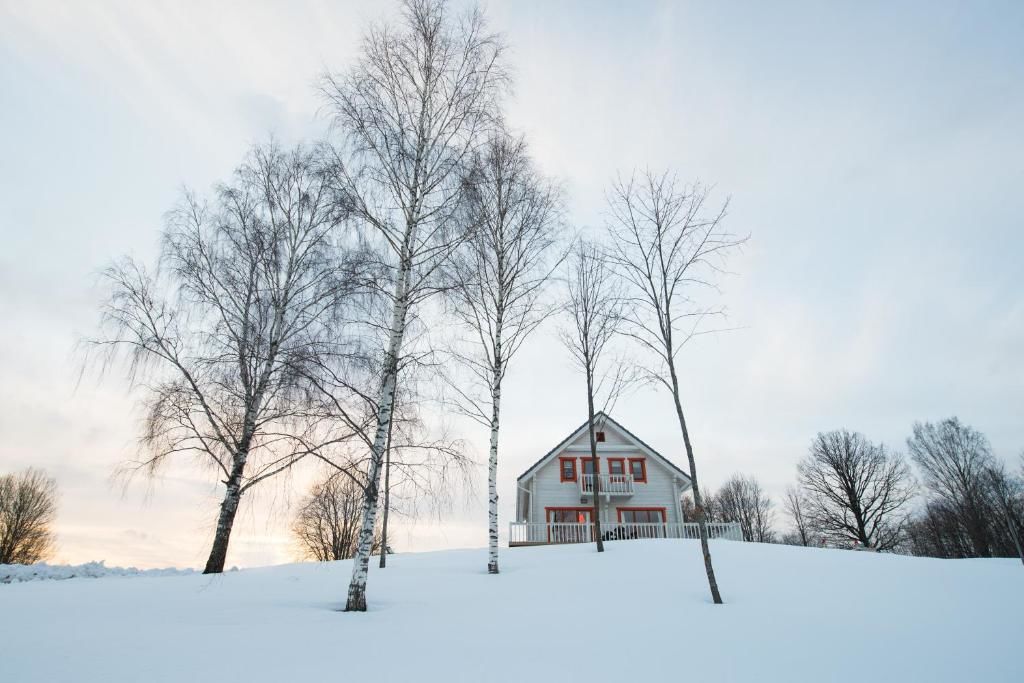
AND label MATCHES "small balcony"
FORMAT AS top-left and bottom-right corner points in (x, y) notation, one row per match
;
(508, 521), (744, 547)
(579, 473), (634, 497)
